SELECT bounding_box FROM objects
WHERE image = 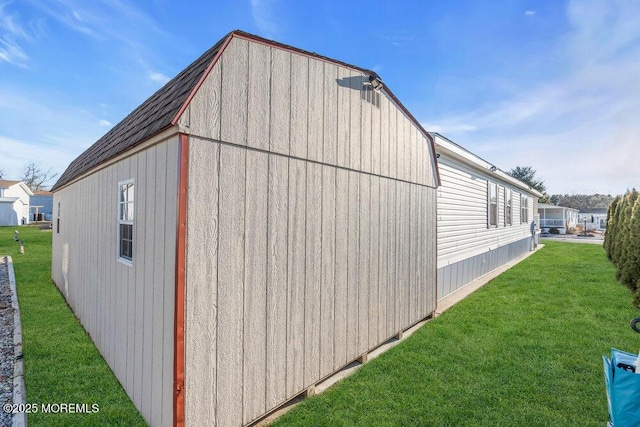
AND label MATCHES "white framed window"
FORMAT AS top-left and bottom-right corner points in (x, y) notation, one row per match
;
(505, 188), (512, 226)
(118, 179), (134, 264)
(488, 181), (498, 227)
(521, 195), (529, 224)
